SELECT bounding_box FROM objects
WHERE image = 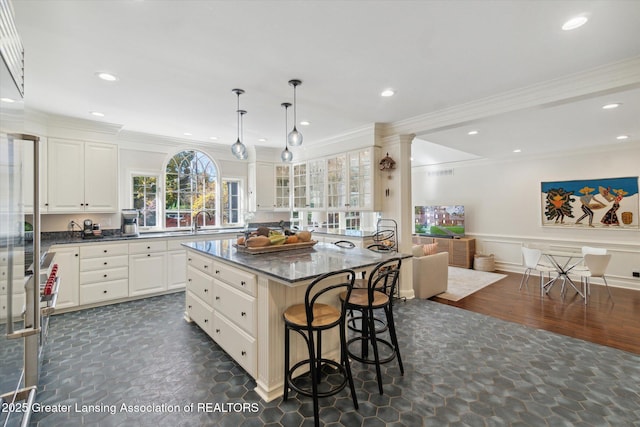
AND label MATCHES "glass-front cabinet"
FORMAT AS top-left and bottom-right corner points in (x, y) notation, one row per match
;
(292, 162), (307, 209)
(348, 148), (374, 209)
(274, 164), (291, 210)
(307, 159), (325, 210)
(327, 154), (347, 209)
